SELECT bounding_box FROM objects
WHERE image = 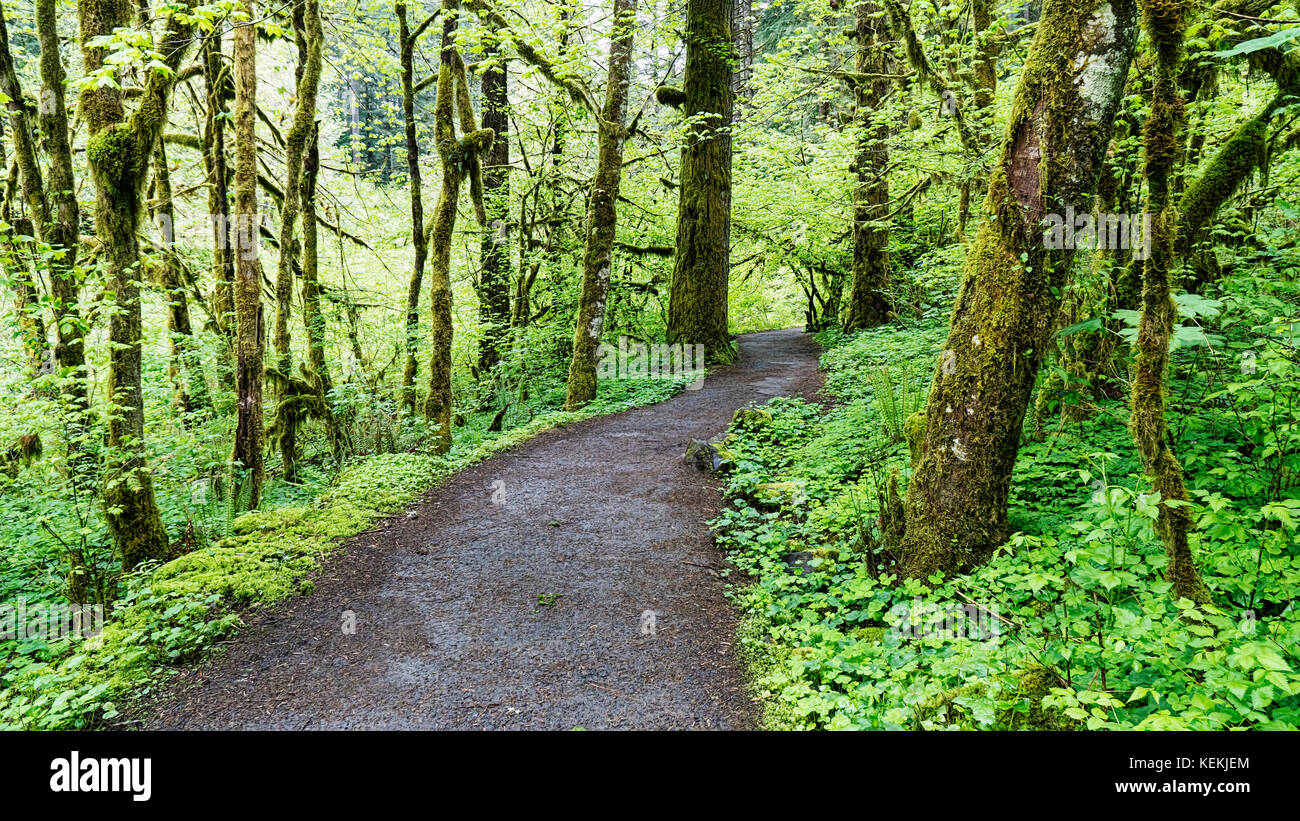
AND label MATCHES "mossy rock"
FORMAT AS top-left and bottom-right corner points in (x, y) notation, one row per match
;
(684, 438), (735, 472)
(997, 667), (1072, 730)
(733, 407), (774, 430)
